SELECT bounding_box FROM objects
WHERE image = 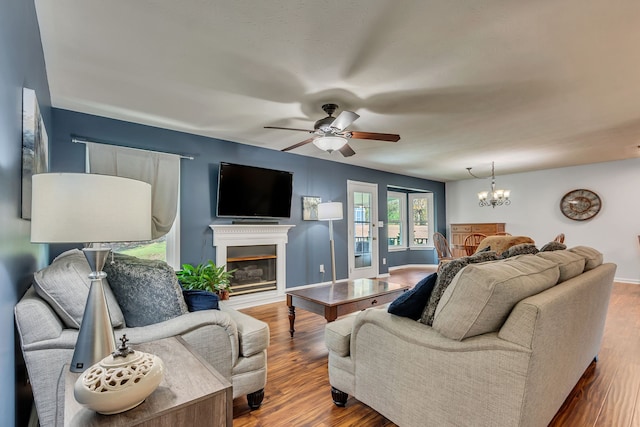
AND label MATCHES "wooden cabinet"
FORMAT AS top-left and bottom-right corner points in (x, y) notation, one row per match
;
(450, 223), (506, 257)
